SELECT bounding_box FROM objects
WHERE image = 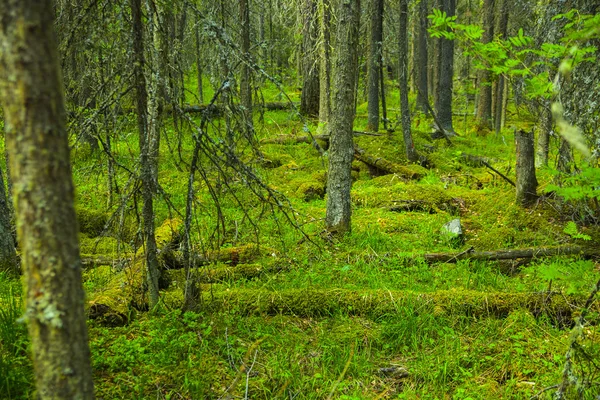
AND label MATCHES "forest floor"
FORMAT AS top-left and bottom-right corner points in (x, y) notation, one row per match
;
(1, 82), (600, 399)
